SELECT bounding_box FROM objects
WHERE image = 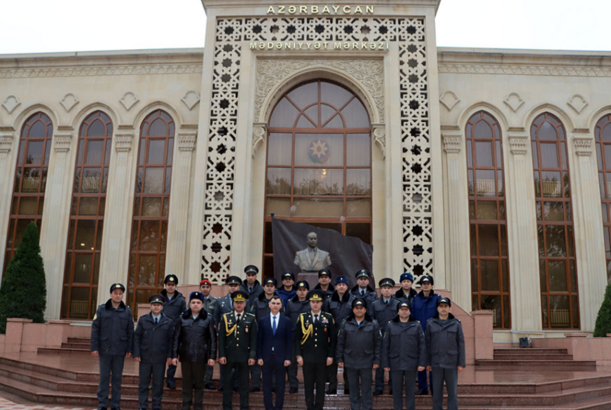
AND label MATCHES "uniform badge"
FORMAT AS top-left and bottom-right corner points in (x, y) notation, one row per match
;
(245, 326), (249, 333)
(324, 327), (327, 332)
